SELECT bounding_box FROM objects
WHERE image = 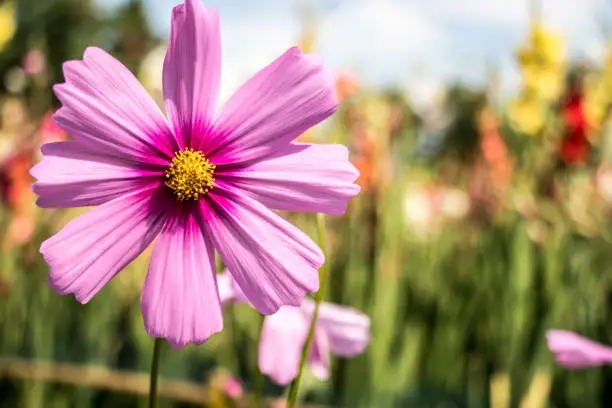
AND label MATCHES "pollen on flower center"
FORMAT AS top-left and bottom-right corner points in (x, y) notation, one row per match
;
(165, 148), (215, 201)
